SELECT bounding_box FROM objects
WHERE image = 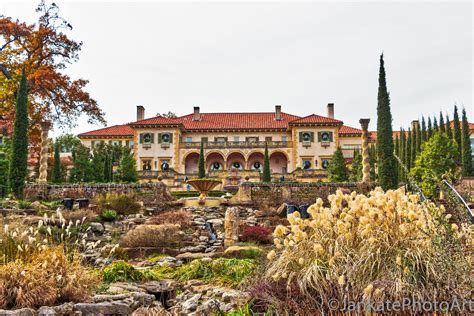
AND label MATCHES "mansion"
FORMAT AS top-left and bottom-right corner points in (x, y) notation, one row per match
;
(78, 104), (375, 185)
